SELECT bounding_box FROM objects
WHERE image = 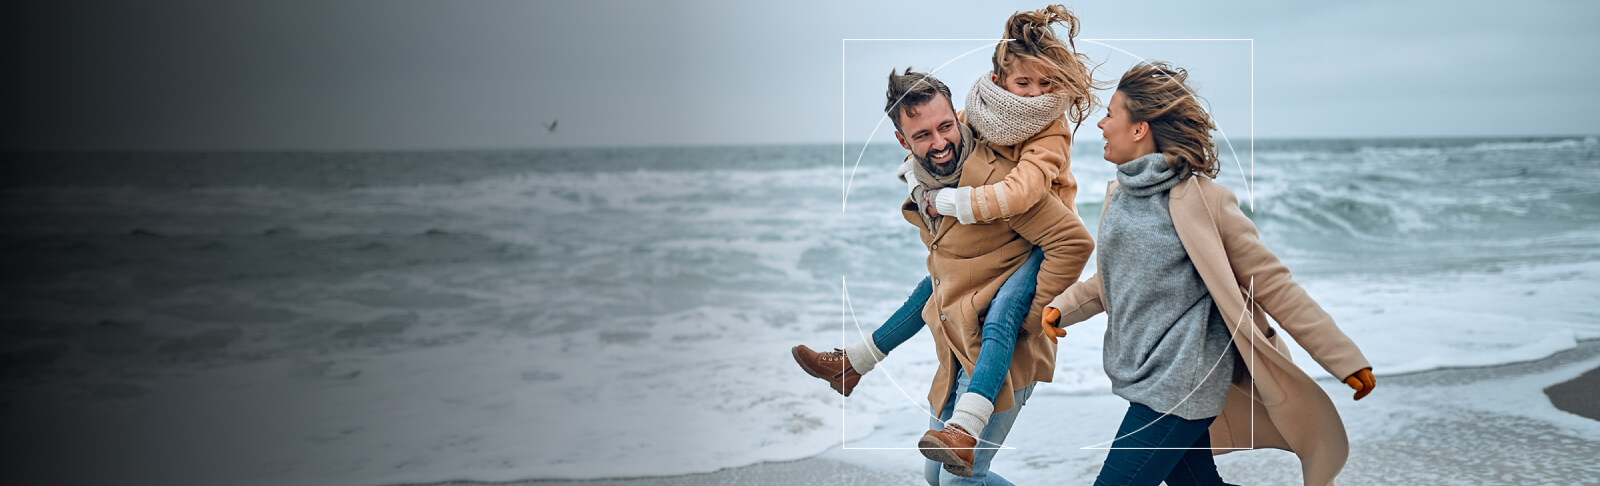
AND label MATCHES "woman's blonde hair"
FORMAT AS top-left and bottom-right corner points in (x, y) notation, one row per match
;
(992, 4), (1101, 132)
(1116, 61), (1219, 178)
